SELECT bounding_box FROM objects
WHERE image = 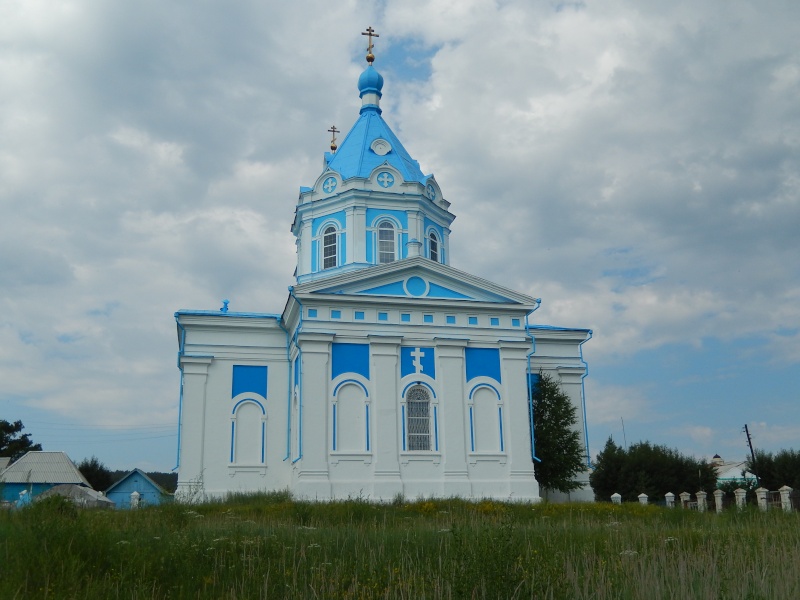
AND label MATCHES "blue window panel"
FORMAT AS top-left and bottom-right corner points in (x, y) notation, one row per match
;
(378, 312), (388, 321)
(512, 318), (520, 327)
(400, 347), (436, 379)
(311, 240), (319, 272)
(465, 348), (501, 383)
(308, 308), (318, 318)
(528, 373), (541, 394)
(426, 283), (473, 300)
(355, 311), (365, 320)
(312, 211), (346, 236)
(423, 314), (433, 323)
(468, 316), (478, 325)
(366, 208), (408, 229)
(232, 365), (268, 399)
(331, 343), (370, 380)
(331, 309), (341, 319)
(401, 313), (411, 322)
(490, 317), (499, 326)
(446, 315), (456, 324)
